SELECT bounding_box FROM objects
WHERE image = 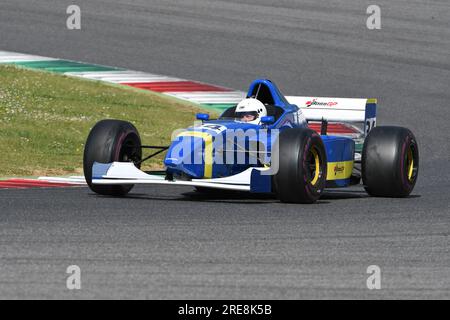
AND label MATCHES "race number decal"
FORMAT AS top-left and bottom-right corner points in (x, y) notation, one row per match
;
(200, 124), (227, 134)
